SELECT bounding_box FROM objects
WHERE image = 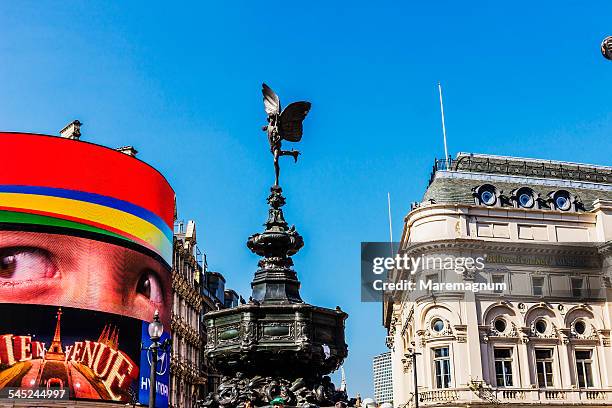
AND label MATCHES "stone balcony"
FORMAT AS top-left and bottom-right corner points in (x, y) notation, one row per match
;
(413, 387), (612, 406)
